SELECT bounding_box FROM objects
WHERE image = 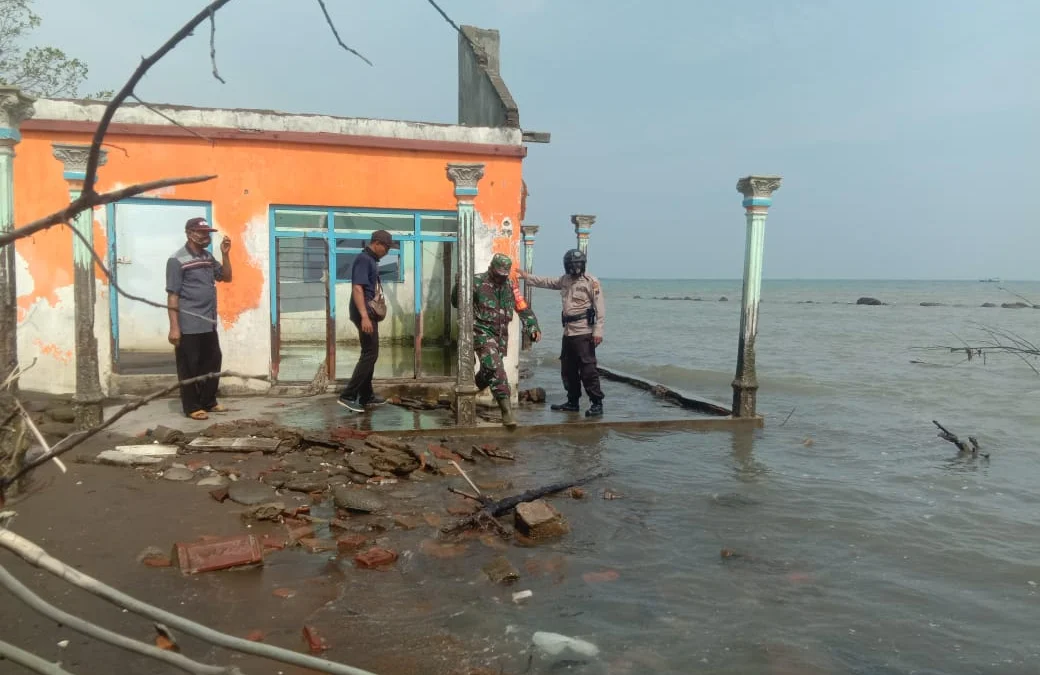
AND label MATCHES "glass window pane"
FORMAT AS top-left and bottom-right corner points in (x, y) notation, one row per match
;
(277, 238), (326, 282)
(335, 238), (369, 250)
(274, 210), (327, 230)
(334, 212), (414, 234)
(335, 250), (402, 283)
(420, 214), (458, 234)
